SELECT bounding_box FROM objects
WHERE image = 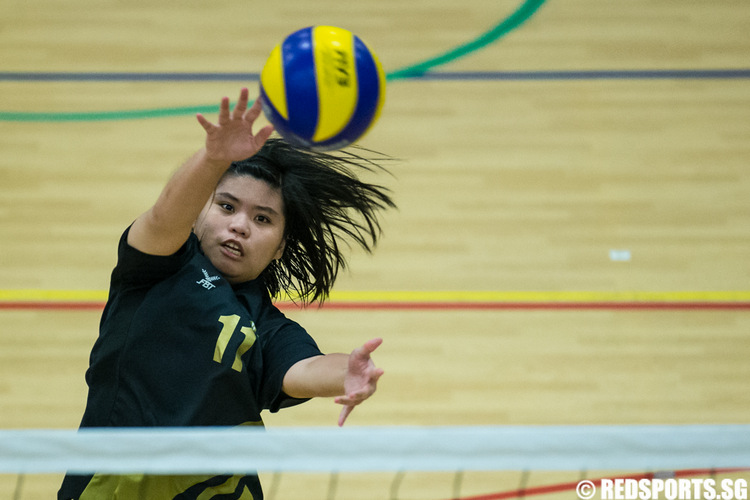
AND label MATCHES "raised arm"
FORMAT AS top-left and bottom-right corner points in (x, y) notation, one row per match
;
(127, 88), (274, 256)
(283, 338), (385, 426)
